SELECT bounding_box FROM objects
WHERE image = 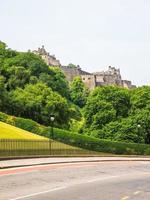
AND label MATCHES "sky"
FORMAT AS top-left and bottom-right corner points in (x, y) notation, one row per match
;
(0, 0), (150, 86)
